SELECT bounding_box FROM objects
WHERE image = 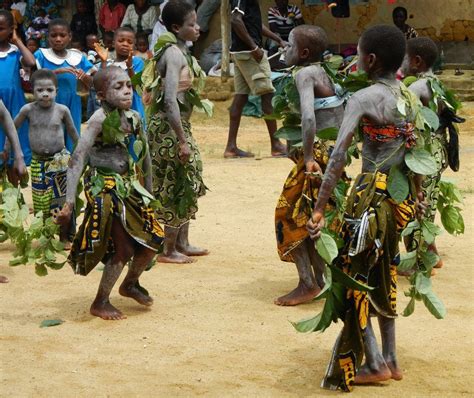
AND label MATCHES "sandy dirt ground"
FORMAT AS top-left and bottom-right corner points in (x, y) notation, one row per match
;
(1, 101), (473, 397)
